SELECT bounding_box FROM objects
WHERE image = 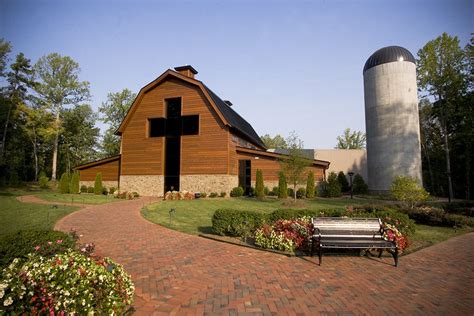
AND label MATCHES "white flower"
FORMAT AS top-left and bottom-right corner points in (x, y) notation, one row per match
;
(0, 290), (4, 299)
(3, 296), (13, 306)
